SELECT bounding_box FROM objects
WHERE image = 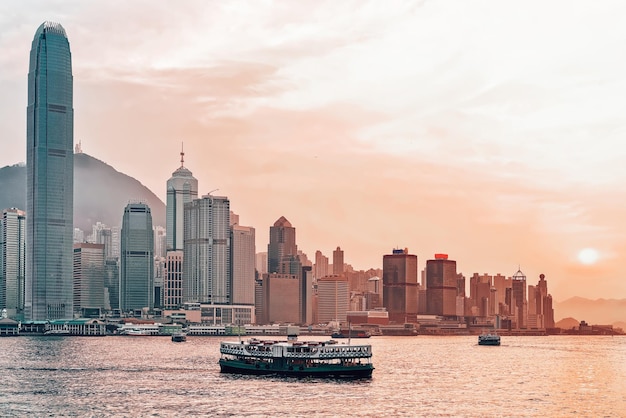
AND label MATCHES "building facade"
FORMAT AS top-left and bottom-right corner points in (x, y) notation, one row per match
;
(0, 208), (26, 319)
(120, 203), (154, 312)
(26, 22), (74, 320)
(382, 248), (419, 323)
(164, 250), (183, 309)
(426, 254), (458, 317)
(231, 224), (256, 305)
(183, 195), (230, 304)
(267, 216), (297, 274)
(166, 149), (198, 252)
(332, 246), (344, 275)
(73, 243), (105, 312)
(317, 275), (349, 323)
